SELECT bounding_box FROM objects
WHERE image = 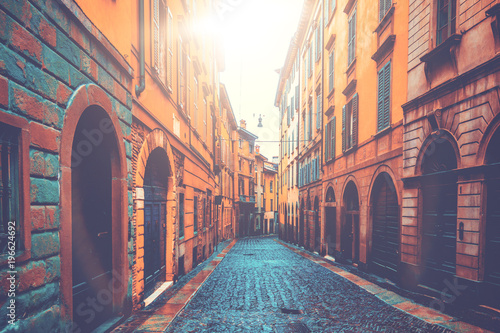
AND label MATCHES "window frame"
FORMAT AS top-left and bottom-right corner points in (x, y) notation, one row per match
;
(377, 61), (391, 132)
(347, 8), (357, 66)
(436, 0), (457, 46)
(0, 113), (30, 265)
